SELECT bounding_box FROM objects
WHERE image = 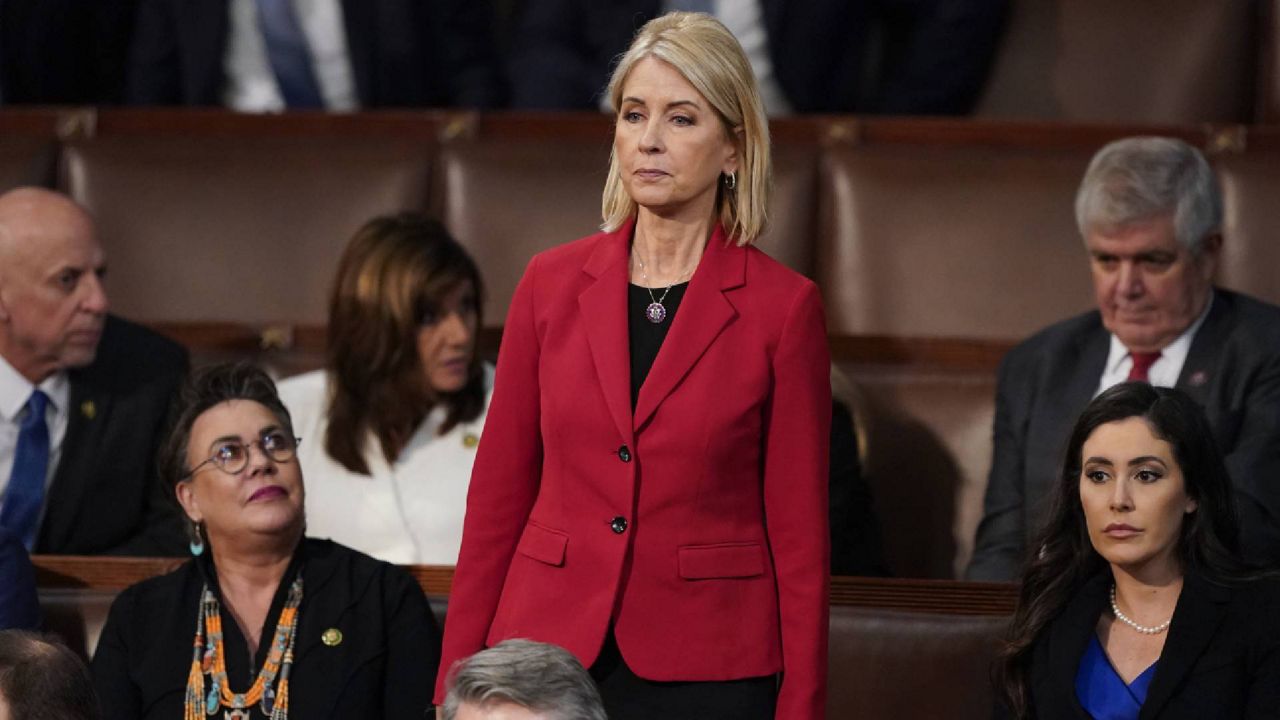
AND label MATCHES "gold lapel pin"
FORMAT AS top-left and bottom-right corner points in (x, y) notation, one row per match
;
(462, 432), (479, 448)
(80, 401), (96, 420)
(321, 627), (343, 647)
